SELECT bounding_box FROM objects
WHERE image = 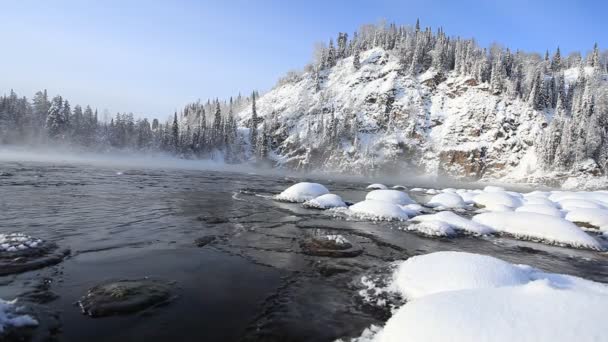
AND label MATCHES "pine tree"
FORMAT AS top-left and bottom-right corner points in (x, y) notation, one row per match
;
(172, 112), (179, 152)
(212, 100), (223, 148)
(46, 96), (65, 139)
(250, 92), (258, 155)
(353, 44), (361, 70)
(551, 47), (562, 71)
(327, 39), (336, 68)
